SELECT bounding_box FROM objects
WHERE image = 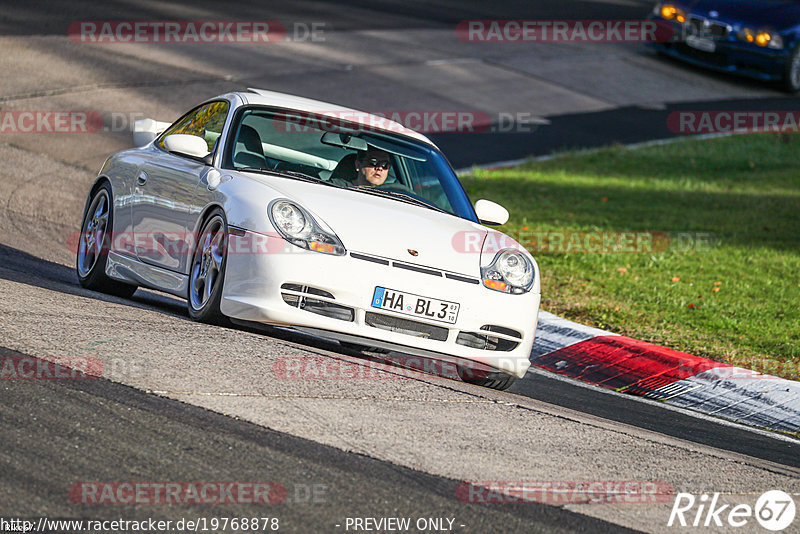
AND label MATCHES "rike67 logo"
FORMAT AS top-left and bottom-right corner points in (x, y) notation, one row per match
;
(668, 490), (796, 531)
